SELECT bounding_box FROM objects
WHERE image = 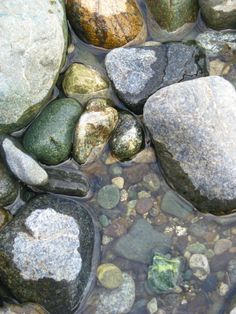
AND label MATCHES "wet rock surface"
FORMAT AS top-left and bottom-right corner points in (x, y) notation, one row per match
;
(144, 76), (236, 214)
(0, 303), (47, 314)
(0, 0), (67, 133)
(0, 160), (19, 207)
(105, 43), (207, 114)
(0, 195), (99, 314)
(23, 98), (82, 165)
(66, 0), (145, 49)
